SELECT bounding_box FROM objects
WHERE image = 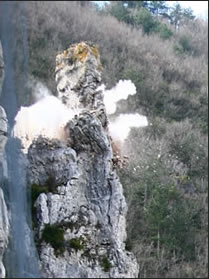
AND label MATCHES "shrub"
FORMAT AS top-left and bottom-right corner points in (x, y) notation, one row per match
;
(31, 183), (48, 205)
(166, 121), (208, 178)
(99, 256), (112, 272)
(68, 237), (84, 252)
(31, 183), (49, 229)
(135, 7), (159, 34)
(156, 23), (173, 40)
(179, 35), (193, 53)
(174, 35), (194, 55)
(108, 1), (133, 25)
(41, 224), (65, 256)
(145, 183), (201, 260)
(31, 175), (59, 205)
(119, 120), (207, 275)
